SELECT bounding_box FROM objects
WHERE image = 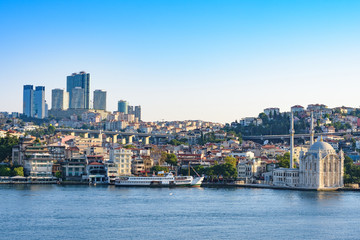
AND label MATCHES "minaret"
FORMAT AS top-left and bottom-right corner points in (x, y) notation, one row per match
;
(310, 111), (314, 146)
(290, 112), (294, 169)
